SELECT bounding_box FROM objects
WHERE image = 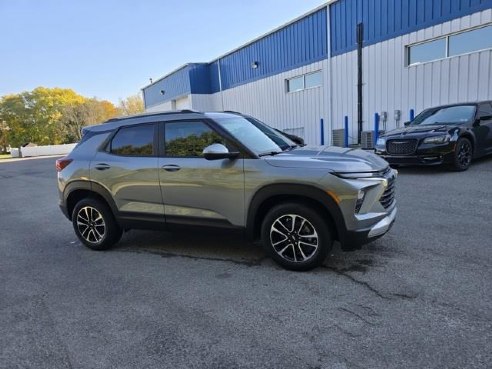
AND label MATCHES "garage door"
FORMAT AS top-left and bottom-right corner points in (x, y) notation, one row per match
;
(175, 96), (190, 110)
